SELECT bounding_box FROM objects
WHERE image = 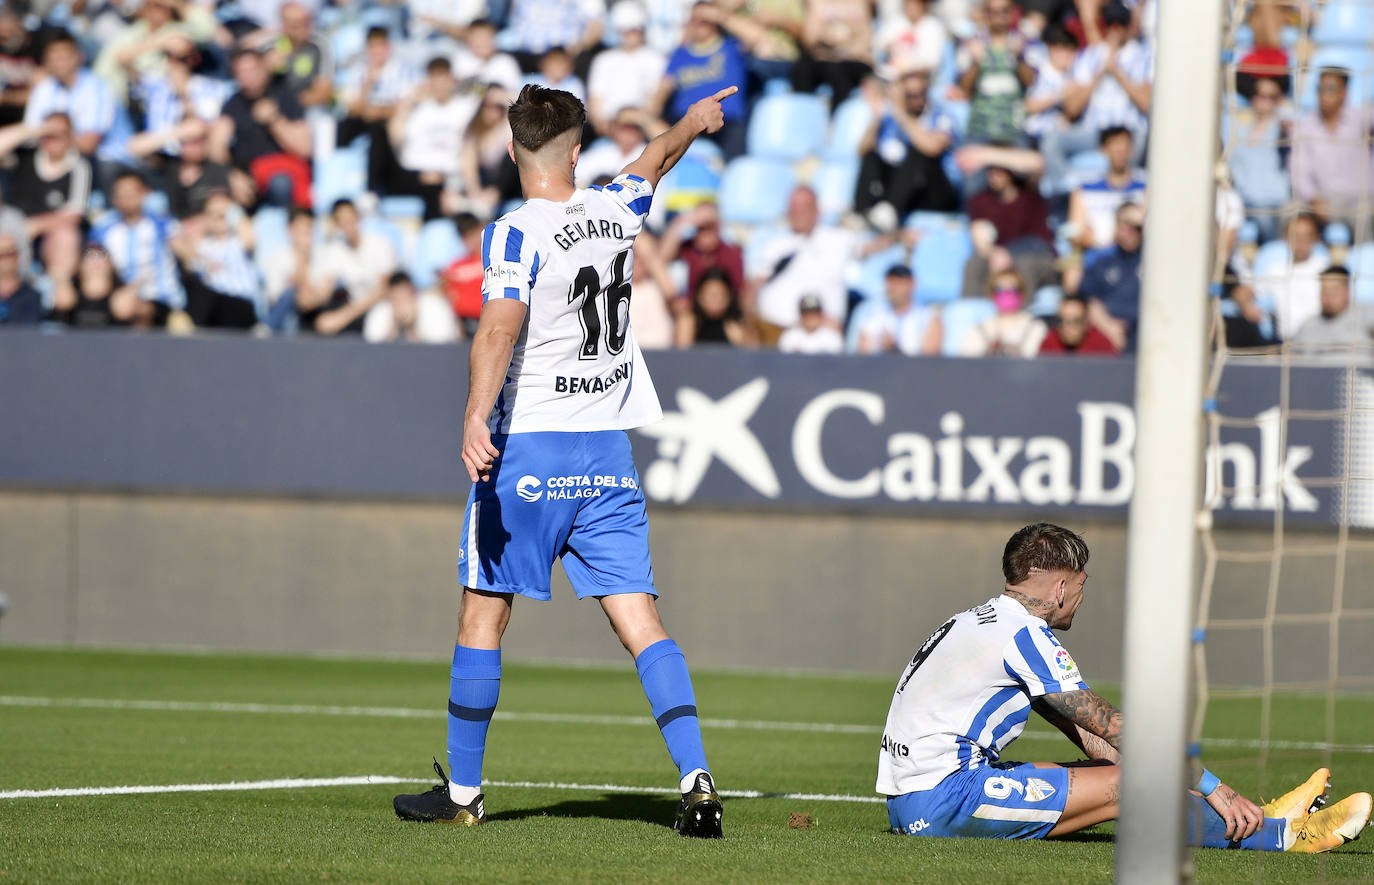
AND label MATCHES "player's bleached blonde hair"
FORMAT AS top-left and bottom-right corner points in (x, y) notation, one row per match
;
(1002, 523), (1089, 585)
